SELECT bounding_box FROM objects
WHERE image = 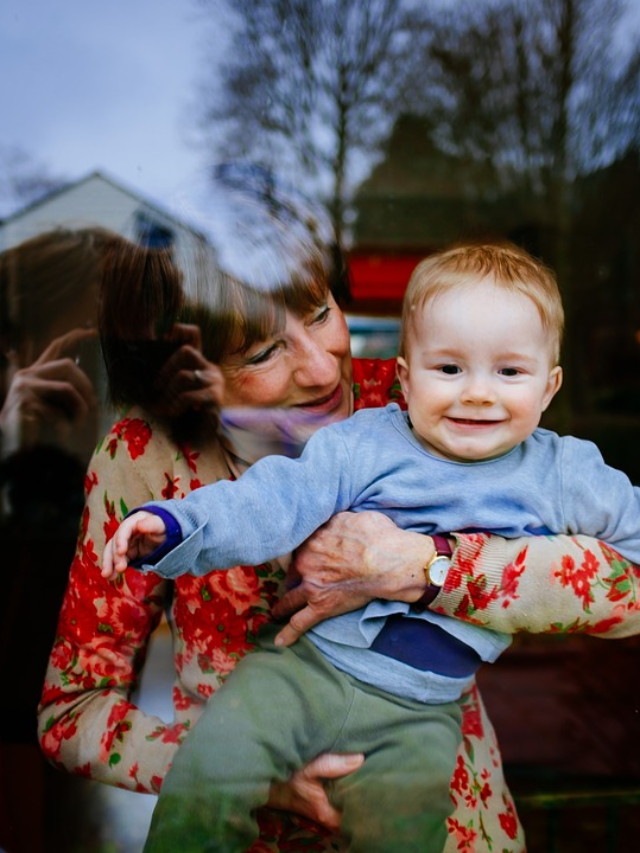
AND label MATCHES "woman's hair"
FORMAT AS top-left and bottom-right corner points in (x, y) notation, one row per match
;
(0, 226), (115, 352)
(99, 238), (185, 409)
(399, 241), (565, 363)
